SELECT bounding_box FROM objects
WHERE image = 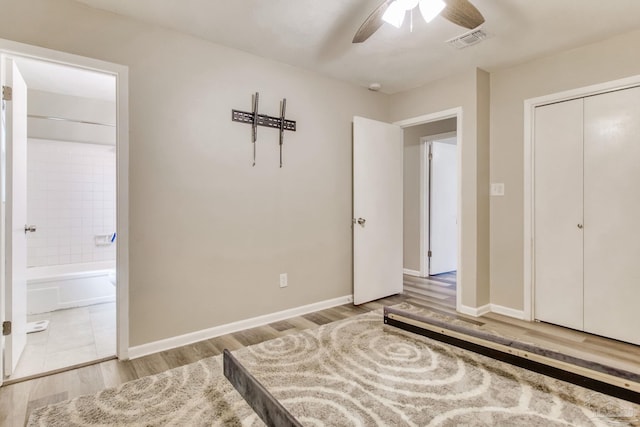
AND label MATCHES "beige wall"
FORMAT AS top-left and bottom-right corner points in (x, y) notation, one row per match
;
(390, 69), (490, 308)
(403, 119), (456, 272)
(0, 0), (389, 346)
(6, 0), (634, 342)
(490, 29), (640, 310)
(476, 69), (491, 308)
